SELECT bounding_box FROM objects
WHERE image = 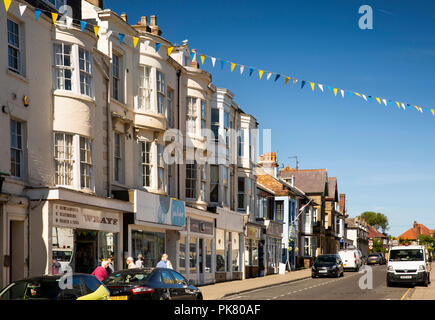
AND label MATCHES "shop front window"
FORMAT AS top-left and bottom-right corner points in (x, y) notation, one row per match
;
(189, 237), (197, 273)
(205, 238), (212, 273)
(252, 240), (259, 266)
(245, 239), (251, 266)
(179, 236), (186, 273)
(216, 229), (225, 272)
(232, 232), (239, 271)
(98, 232), (117, 265)
(132, 230), (165, 268)
(226, 232), (231, 272)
